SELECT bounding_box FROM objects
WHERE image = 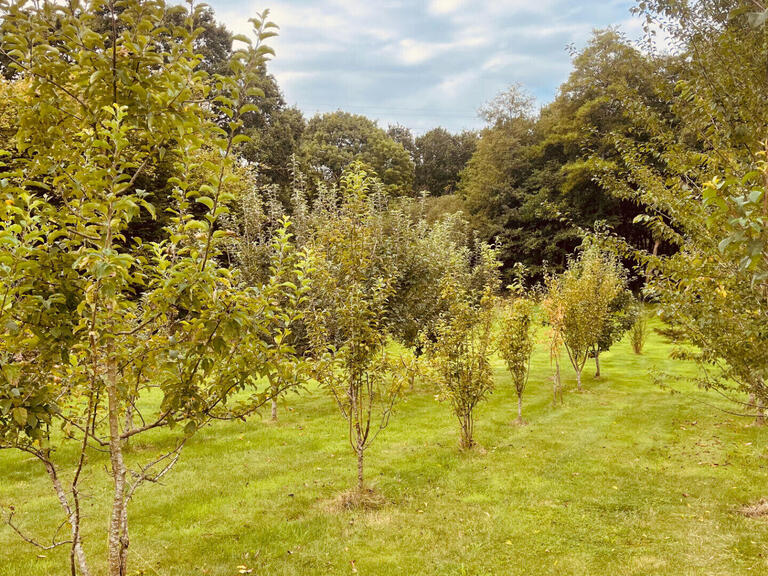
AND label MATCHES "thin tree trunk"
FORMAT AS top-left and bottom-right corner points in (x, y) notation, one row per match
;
(516, 395), (523, 424)
(576, 367), (582, 391)
(107, 355), (128, 576)
(553, 359), (561, 405)
(594, 351), (601, 378)
(460, 413), (474, 449)
(270, 397), (278, 421)
(119, 496), (128, 576)
(43, 459), (91, 576)
(356, 447), (364, 491)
